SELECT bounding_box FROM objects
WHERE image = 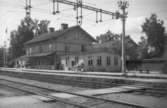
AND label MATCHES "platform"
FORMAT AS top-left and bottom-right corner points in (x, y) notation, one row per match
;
(0, 68), (167, 84)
